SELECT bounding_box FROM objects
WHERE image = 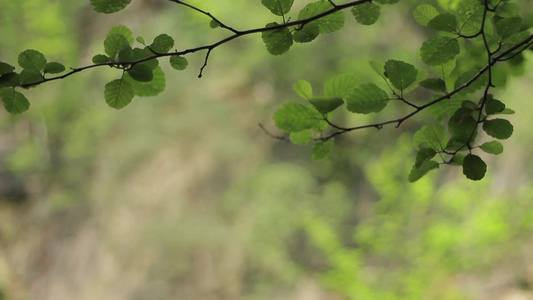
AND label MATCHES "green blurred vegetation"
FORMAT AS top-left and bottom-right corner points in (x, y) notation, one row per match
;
(0, 1), (532, 300)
